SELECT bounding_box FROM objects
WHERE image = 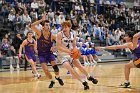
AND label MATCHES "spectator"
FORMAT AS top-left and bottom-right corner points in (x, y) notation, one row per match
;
(1, 38), (19, 70)
(12, 33), (23, 54)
